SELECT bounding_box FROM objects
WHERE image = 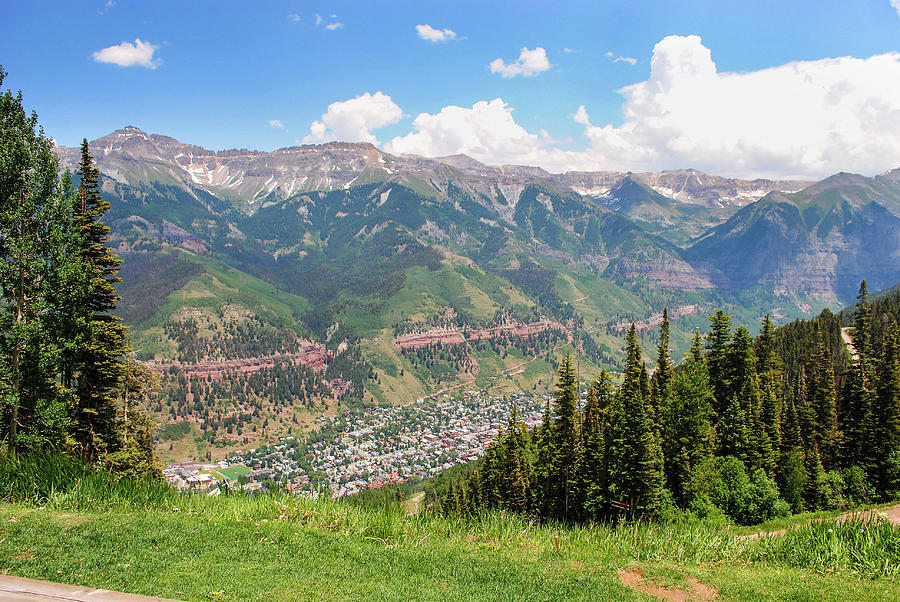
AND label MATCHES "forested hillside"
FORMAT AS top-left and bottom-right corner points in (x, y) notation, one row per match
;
(435, 284), (900, 525)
